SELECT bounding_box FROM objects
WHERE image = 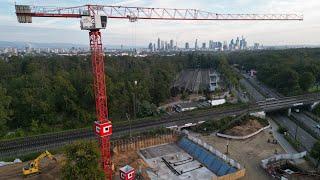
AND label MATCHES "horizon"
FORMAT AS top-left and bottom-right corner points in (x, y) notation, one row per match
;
(1, 0), (320, 46)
